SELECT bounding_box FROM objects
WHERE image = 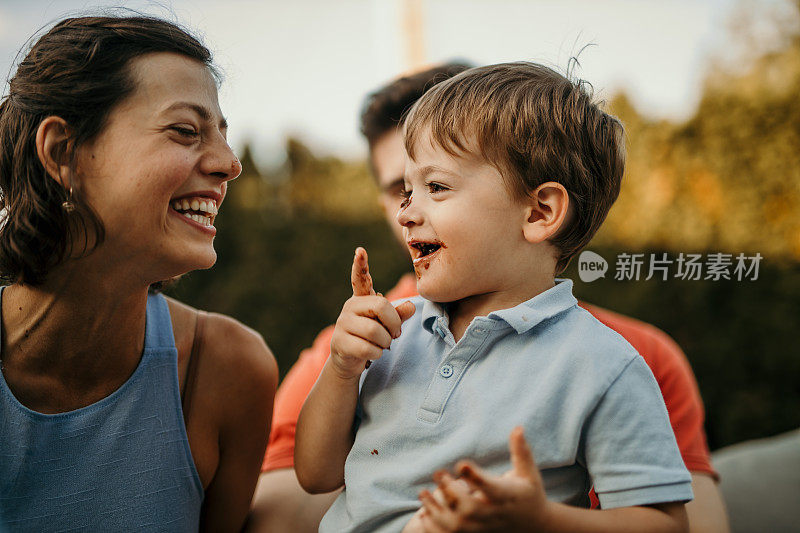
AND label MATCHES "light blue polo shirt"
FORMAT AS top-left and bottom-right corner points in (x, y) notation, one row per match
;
(319, 279), (693, 533)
